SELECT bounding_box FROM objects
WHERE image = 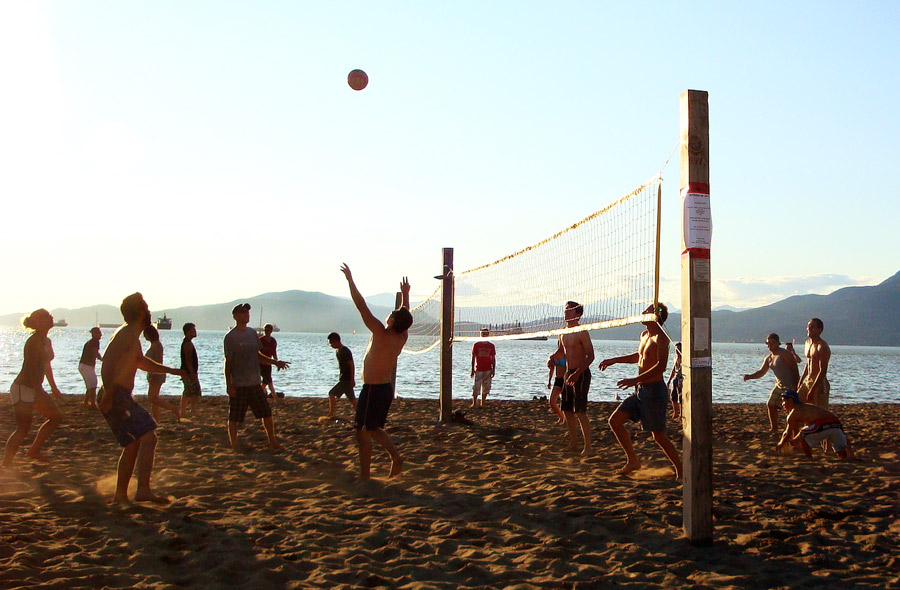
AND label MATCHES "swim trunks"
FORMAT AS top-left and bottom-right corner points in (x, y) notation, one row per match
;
(355, 383), (393, 430)
(473, 371), (493, 397)
(9, 383), (41, 405)
(670, 375), (683, 404)
(329, 380), (356, 400)
(767, 383), (790, 408)
(560, 369), (591, 413)
(618, 380), (668, 433)
(228, 385), (272, 423)
(260, 364), (273, 385)
(801, 418), (848, 452)
(804, 377), (830, 408)
(78, 363), (99, 390)
(183, 376), (202, 398)
(101, 385), (158, 447)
